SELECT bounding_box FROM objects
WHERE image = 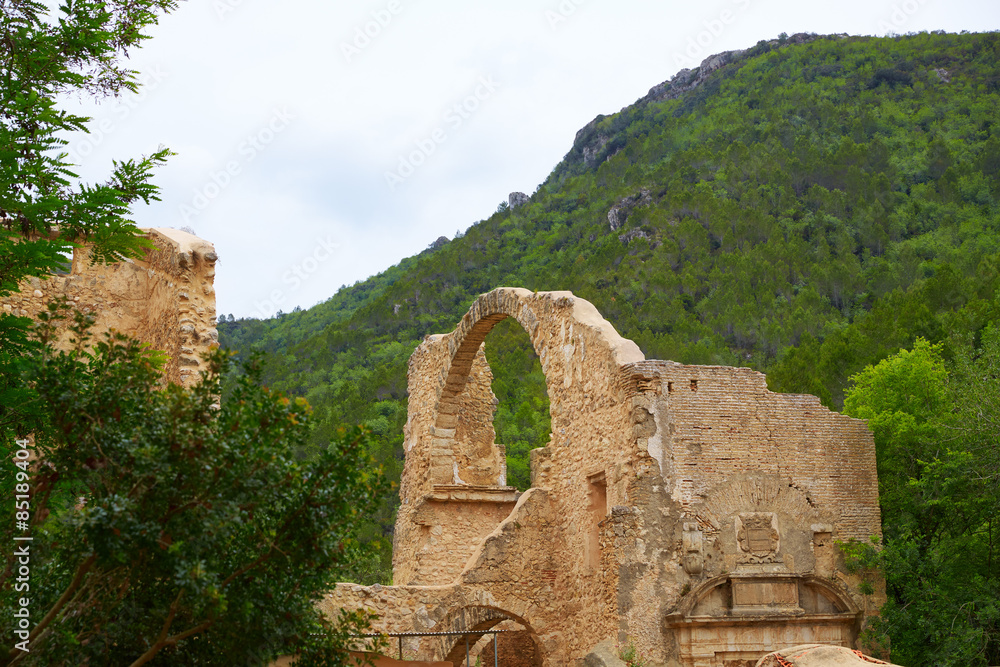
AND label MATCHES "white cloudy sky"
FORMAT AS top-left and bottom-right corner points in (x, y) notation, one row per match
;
(59, 0), (1000, 319)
